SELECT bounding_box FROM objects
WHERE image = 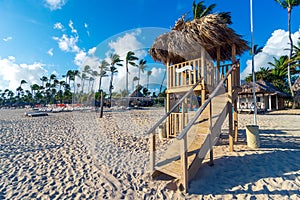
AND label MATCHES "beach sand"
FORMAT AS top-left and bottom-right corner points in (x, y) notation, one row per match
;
(0, 108), (299, 199)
